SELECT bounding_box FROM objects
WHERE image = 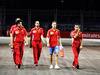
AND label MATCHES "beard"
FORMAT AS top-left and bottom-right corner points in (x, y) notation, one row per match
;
(53, 26), (56, 29)
(36, 25), (39, 28)
(19, 26), (21, 28)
